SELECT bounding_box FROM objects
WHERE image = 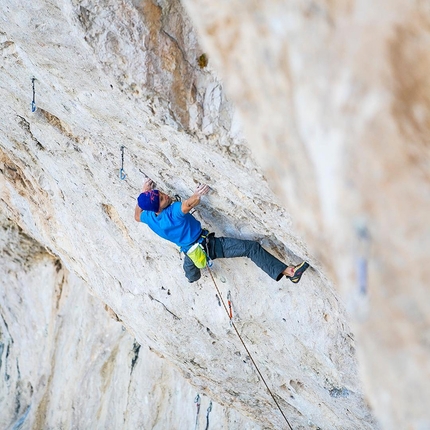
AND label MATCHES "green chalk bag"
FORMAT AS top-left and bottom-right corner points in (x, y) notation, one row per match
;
(186, 243), (207, 269)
